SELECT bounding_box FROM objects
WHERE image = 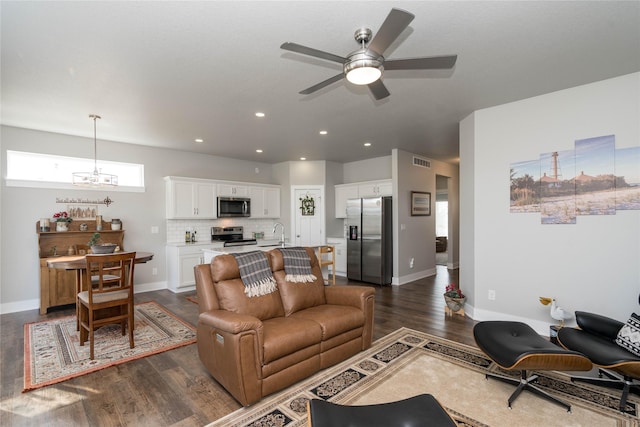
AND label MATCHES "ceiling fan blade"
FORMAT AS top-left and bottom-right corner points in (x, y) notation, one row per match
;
(368, 79), (390, 100)
(367, 8), (415, 55)
(299, 73), (345, 95)
(280, 42), (347, 64)
(384, 55), (458, 70)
